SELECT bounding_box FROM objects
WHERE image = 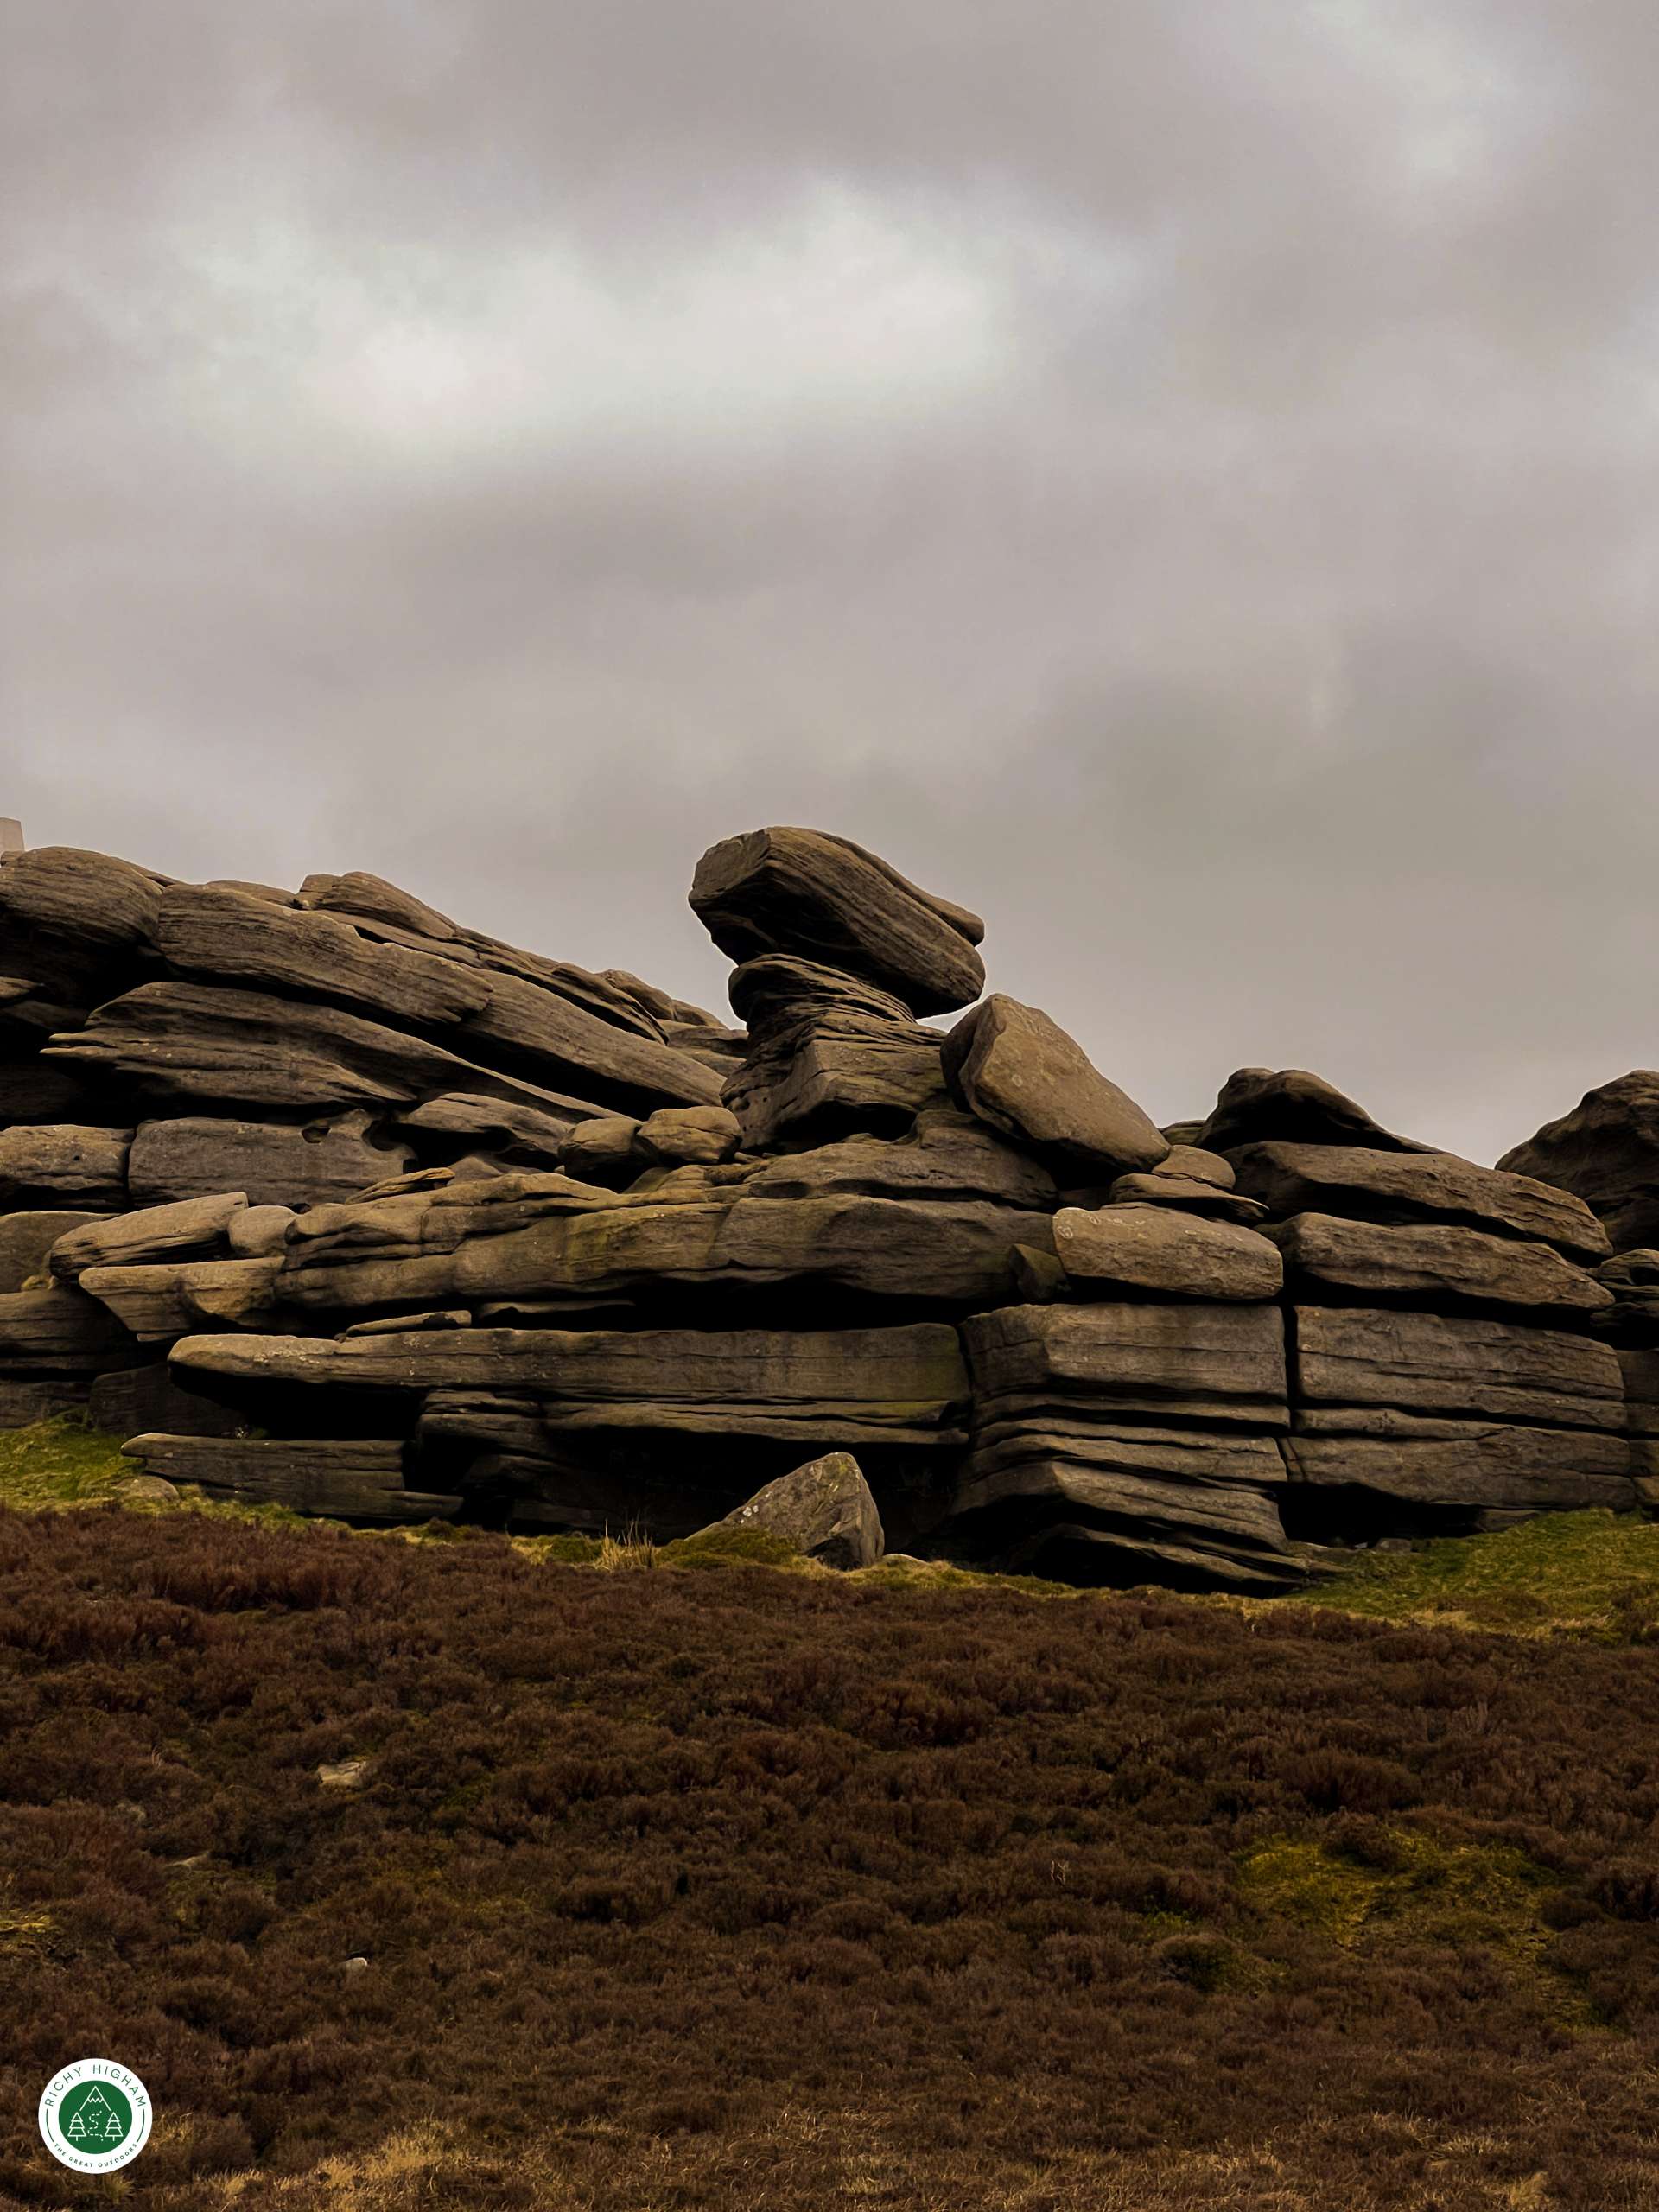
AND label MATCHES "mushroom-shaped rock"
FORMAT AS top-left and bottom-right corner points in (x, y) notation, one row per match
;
(710, 1451), (885, 1569)
(942, 996), (1167, 1180)
(690, 827), (985, 1015)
